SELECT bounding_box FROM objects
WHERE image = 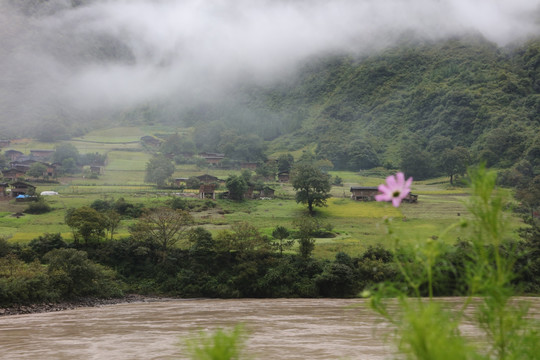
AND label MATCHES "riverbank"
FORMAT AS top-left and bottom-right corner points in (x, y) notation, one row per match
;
(0, 294), (167, 316)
